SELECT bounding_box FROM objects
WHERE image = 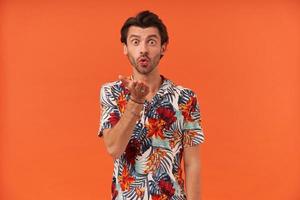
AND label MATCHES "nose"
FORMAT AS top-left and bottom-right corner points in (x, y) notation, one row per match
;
(139, 42), (148, 55)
